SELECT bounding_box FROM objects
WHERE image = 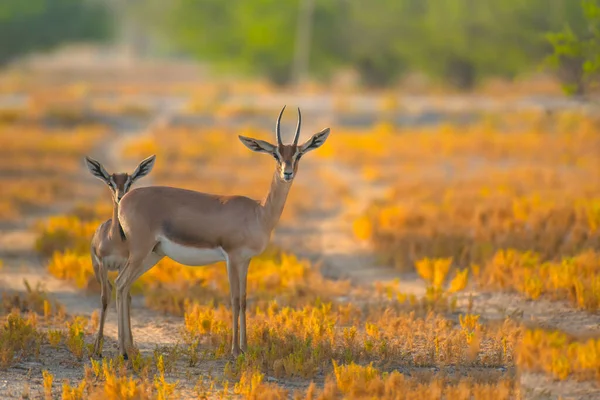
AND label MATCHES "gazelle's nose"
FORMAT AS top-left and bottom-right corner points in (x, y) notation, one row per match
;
(283, 171), (293, 181)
